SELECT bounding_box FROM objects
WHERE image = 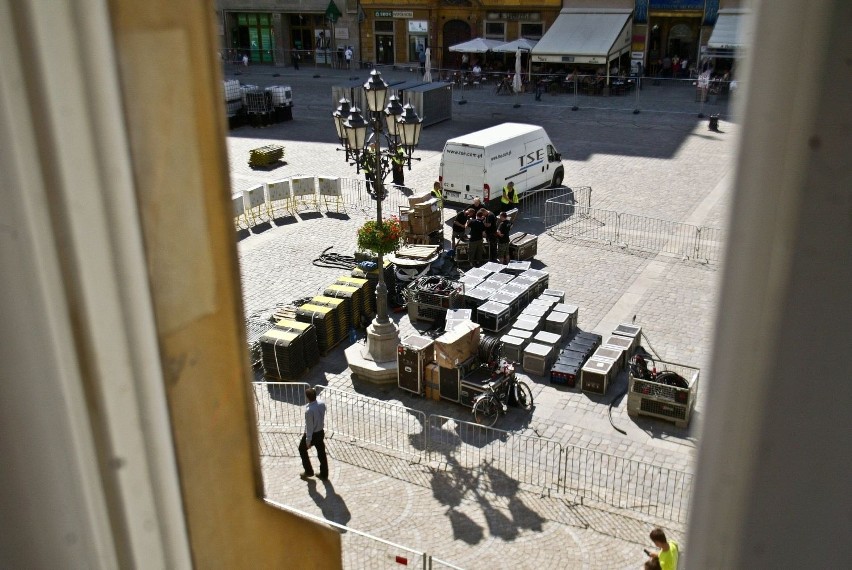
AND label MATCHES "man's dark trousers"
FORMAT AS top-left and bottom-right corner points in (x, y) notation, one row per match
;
(299, 429), (328, 477)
